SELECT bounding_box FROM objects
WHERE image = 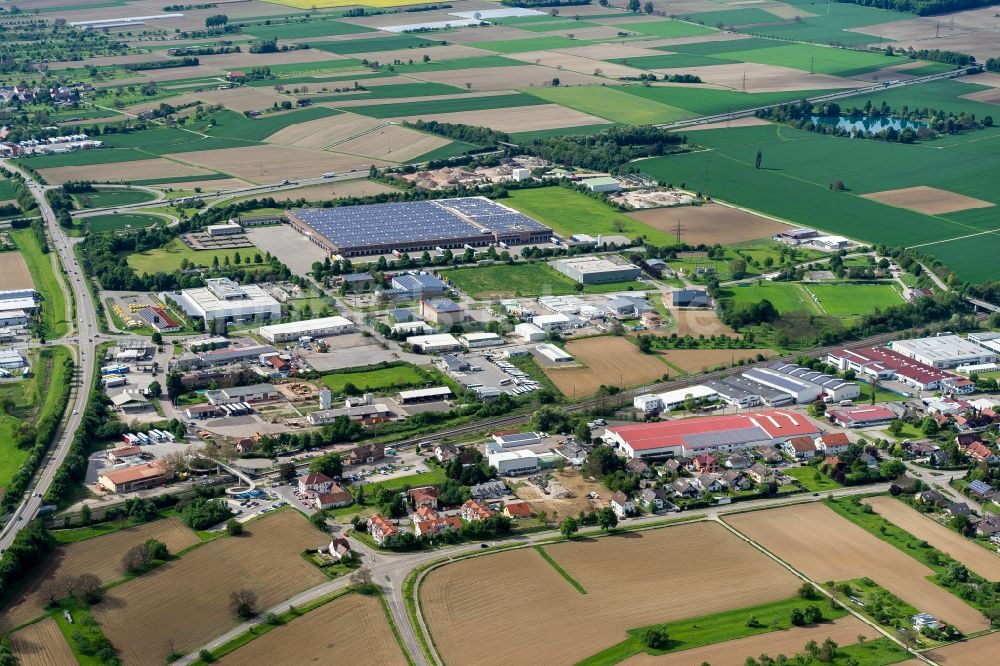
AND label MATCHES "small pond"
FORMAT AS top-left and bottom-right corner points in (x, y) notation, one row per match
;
(810, 115), (928, 133)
